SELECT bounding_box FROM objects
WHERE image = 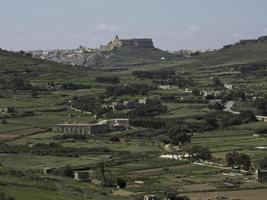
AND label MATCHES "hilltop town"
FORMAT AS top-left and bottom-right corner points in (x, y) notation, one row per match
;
(29, 35), (175, 67)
